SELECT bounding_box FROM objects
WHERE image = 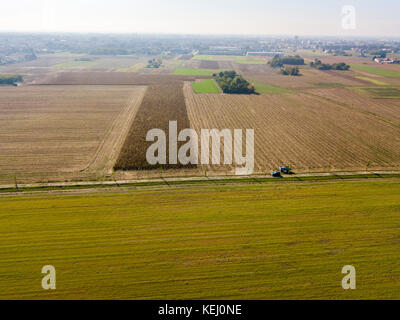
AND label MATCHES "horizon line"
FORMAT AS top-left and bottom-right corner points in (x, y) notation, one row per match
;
(1, 30), (400, 40)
